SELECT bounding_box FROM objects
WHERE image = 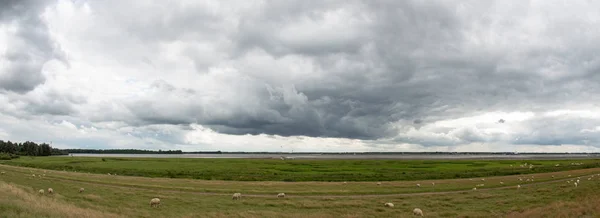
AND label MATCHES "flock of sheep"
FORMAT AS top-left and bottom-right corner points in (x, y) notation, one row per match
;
(3, 161), (598, 217)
